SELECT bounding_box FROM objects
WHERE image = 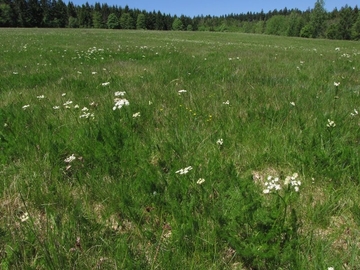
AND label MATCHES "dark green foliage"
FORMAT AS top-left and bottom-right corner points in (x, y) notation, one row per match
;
(107, 13), (118, 29)
(136, 13), (145, 29)
(300, 24), (314, 38)
(172, 17), (183, 31)
(352, 12), (360, 39)
(119, 12), (134, 29)
(309, 0), (326, 38)
(338, 7), (354, 40)
(265, 15), (288, 35)
(287, 12), (304, 36)
(92, 11), (102, 28)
